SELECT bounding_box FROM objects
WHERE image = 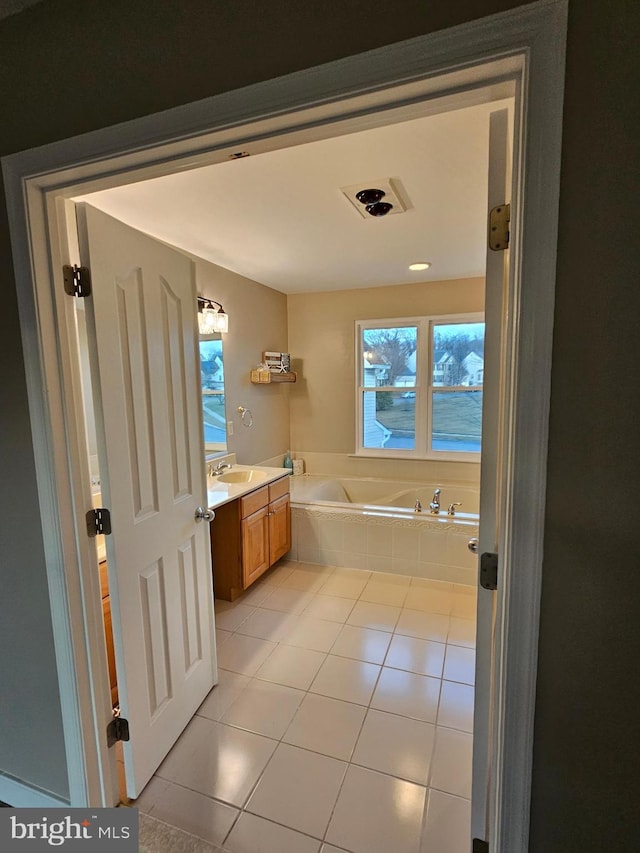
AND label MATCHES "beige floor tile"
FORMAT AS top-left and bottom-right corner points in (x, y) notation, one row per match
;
(385, 635), (446, 678)
(283, 693), (367, 760)
(330, 624), (392, 664)
(450, 589), (477, 619)
(133, 776), (170, 813)
(370, 667), (441, 723)
(280, 567), (329, 593)
(310, 654), (381, 706)
(430, 727), (473, 798)
(352, 709), (436, 785)
(404, 586), (452, 615)
(260, 563), (296, 586)
(235, 580), (275, 607)
(443, 645), (476, 685)
(156, 720), (277, 807)
(421, 789), (471, 853)
(326, 765), (426, 853)
(396, 609), (450, 643)
(347, 600), (401, 632)
(437, 681), (475, 732)
(259, 586), (314, 614)
(303, 594), (356, 623)
(196, 670), (250, 722)
(255, 644), (326, 690)
(215, 628), (232, 649)
(214, 603), (255, 632)
(216, 633), (277, 676)
(246, 743), (347, 838)
(369, 571), (413, 586)
(360, 581), (409, 607)
(319, 575), (369, 599)
(225, 812), (321, 853)
(221, 678), (305, 739)
(410, 578), (453, 592)
(447, 617), (477, 648)
(280, 614), (343, 652)
(321, 846), (349, 853)
(148, 779), (238, 847)
(235, 607), (298, 642)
